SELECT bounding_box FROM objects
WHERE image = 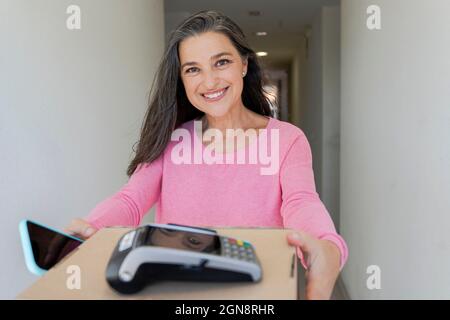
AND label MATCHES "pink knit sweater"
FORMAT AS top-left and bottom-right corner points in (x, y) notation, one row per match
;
(85, 117), (348, 269)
